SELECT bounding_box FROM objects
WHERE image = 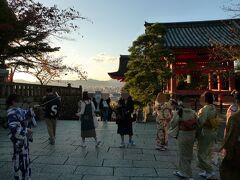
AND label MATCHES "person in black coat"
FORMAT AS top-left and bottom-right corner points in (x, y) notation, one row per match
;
(116, 96), (135, 148)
